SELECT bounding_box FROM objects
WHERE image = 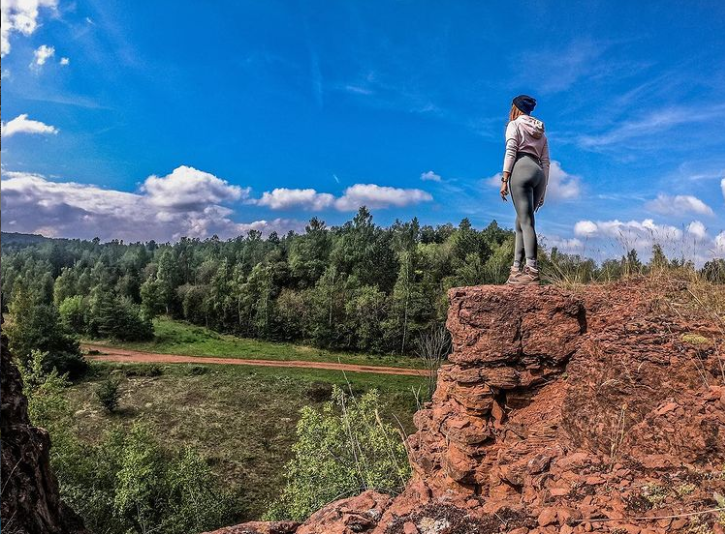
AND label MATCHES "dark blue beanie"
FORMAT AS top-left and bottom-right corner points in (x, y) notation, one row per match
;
(513, 95), (536, 114)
